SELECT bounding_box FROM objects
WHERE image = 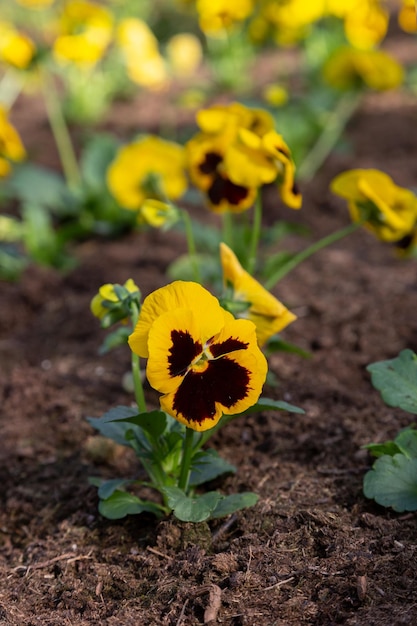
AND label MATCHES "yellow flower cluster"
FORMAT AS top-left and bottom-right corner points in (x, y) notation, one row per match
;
(186, 102), (302, 213)
(196, 0), (254, 35)
(53, 0), (113, 66)
(249, 0), (389, 48)
(0, 106), (26, 178)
